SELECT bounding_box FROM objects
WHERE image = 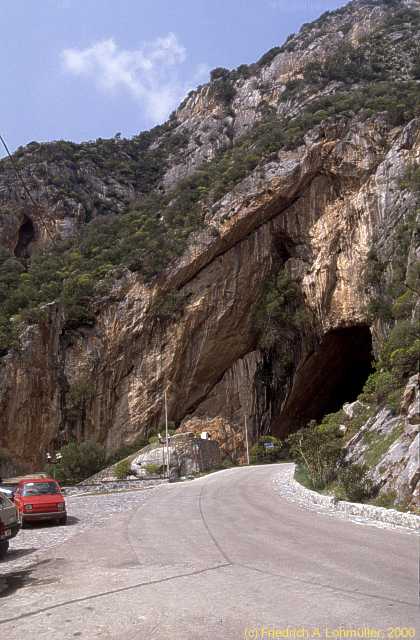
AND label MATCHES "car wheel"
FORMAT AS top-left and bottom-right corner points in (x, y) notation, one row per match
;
(0, 540), (9, 559)
(58, 515), (67, 525)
